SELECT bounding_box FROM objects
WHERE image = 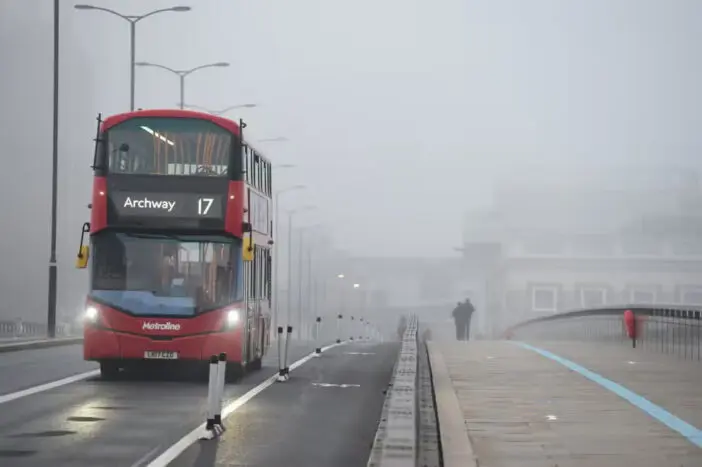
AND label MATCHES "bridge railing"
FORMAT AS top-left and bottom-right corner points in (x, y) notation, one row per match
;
(0, 320), (80, 340)
(504, 305), (701, 361)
